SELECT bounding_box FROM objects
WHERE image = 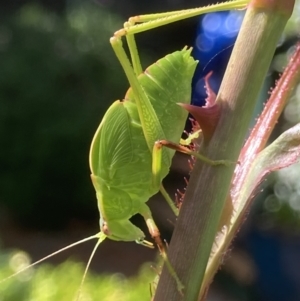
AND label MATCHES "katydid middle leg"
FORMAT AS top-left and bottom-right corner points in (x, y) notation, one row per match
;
(114, 0), (248, 39)
(152, 140), (232, 197)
